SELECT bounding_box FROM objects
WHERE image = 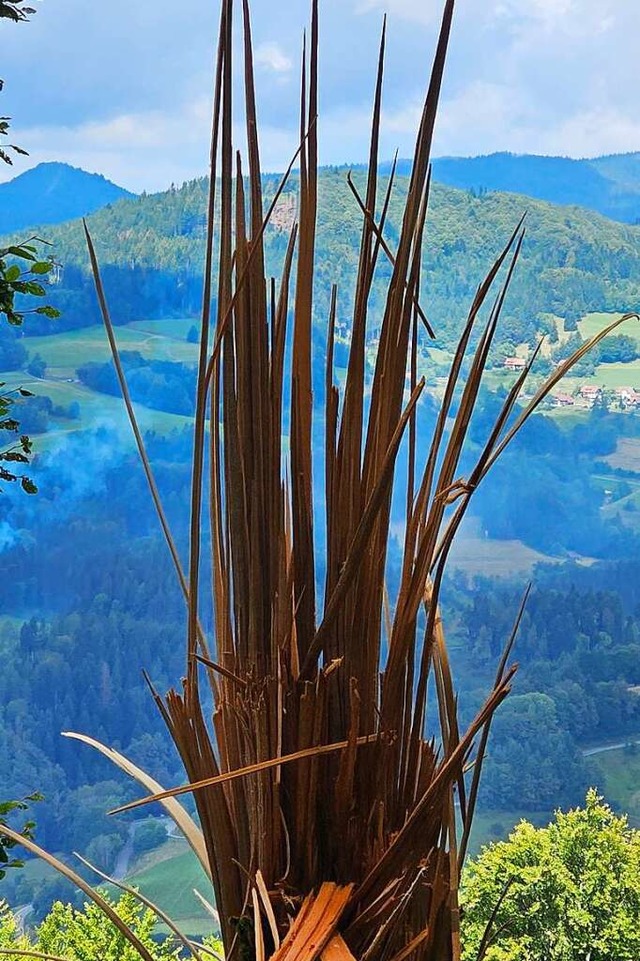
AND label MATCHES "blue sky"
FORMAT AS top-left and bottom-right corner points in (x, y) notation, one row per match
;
(1, 0), (637, 191)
